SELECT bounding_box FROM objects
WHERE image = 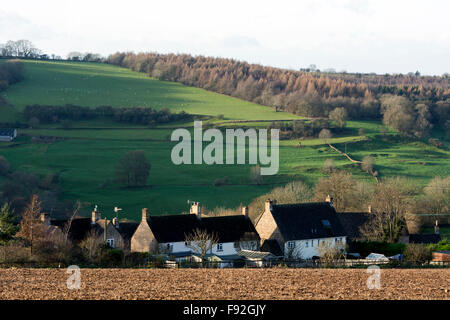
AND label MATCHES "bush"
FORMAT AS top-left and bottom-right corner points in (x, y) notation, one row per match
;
(124, 252), (151, 267)
(403, 244), (432, 264)
(101, 248), (124, 267)
(428, 138), (442, 148)
(351, 241), (406, 258)
(433, 239), (450, 251)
